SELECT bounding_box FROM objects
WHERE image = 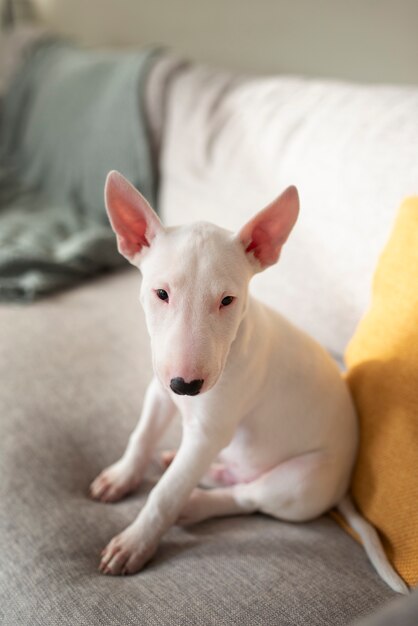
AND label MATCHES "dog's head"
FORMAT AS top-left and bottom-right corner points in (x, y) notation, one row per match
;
(105, 171), (299, 396)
